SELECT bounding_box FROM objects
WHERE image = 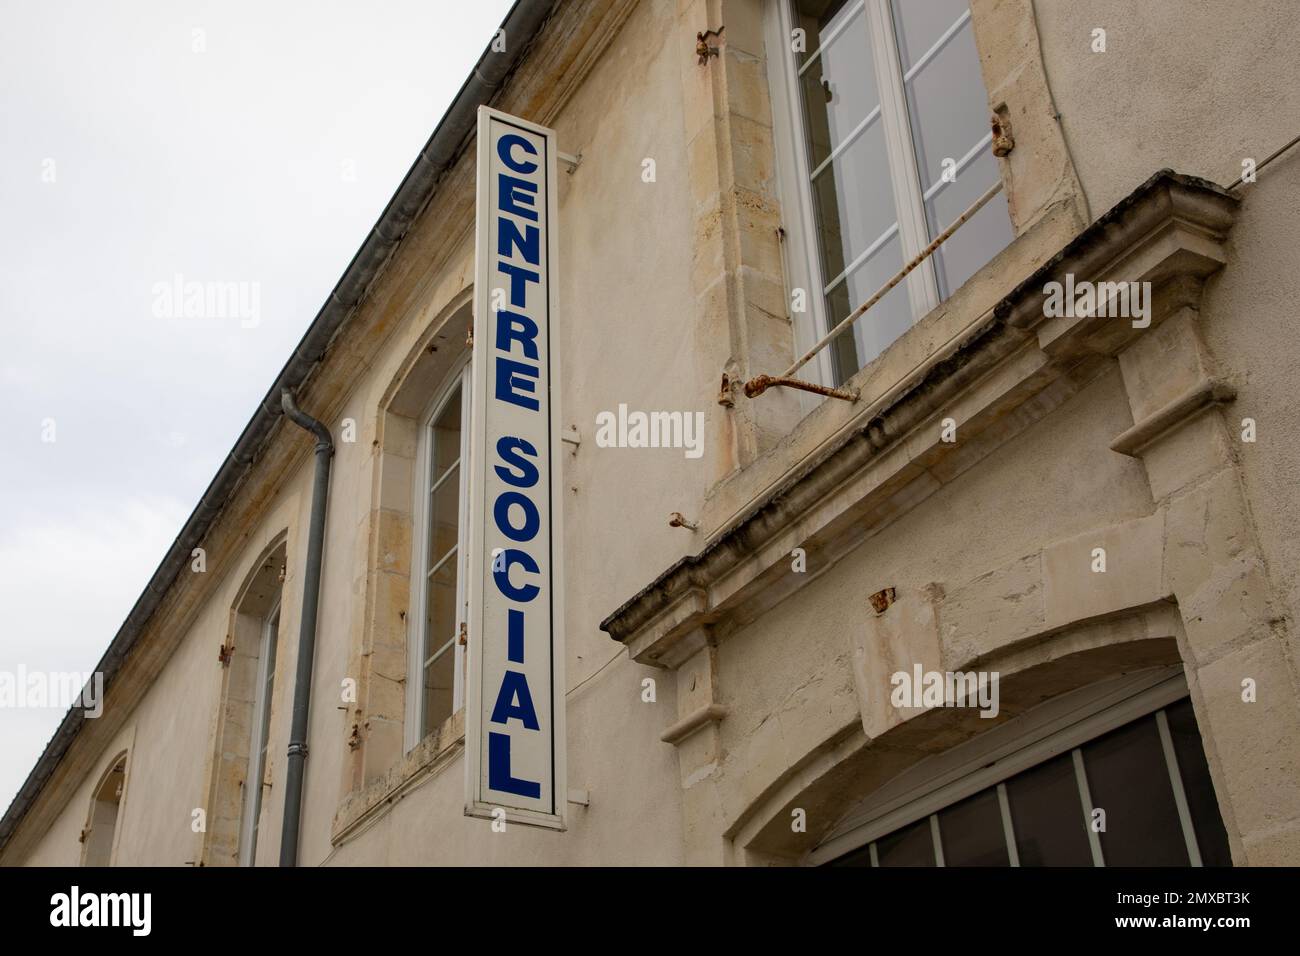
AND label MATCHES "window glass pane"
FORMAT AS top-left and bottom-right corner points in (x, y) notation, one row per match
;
(793, 0), (861, 66)
(423, 636), (456, 735)
(256, 624), (277, 752)
(890, 0), (970, 72)
(245, 611), (278, 862)
(1165, 698), (1233, 866)
(1005, 752), (1093, 866)
(796, 1), (876, 169)
(825, 842), (874, 867)
(825, 233), (912, 380)
(425, 550), (457, 667)
(875, 816), (935, 866)
(937, 788), (1008, 865)
(925, 152), (1013, 298)
(418, 376), (465, 739)
(429, 387), (462, 490)
(429, 460), (460, 563)
(263, 613), (278, 698)
(1082, 715), (1190, 866)
(892, 1), (1011, 298)
(822, 694), (1221, 869)
(811, 118), (894, 285)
